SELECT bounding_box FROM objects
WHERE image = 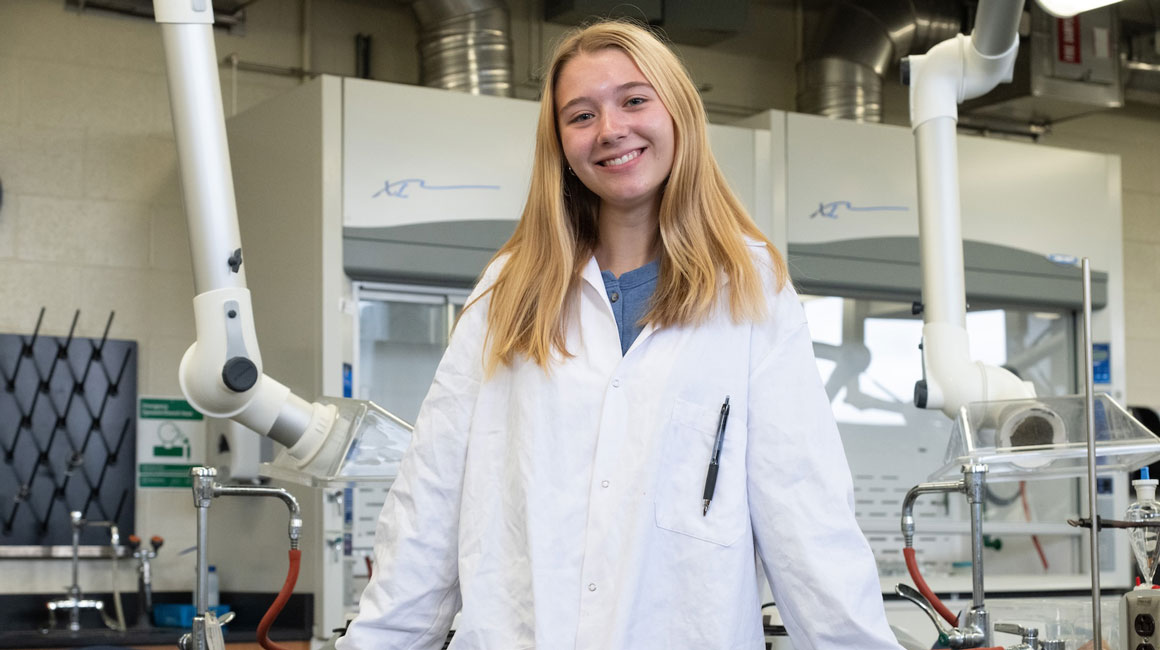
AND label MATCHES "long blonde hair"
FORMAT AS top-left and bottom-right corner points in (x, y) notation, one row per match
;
(474, 20), (787, 373)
